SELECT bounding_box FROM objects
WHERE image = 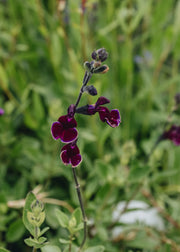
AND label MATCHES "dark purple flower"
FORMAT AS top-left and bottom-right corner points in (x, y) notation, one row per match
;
(91, 48), (108, 62)
(163, 125), (180, 146)
(60, 141), (82, 167)
(76, 96), (121, 127)
(51, 115), (78, 143)
(0, 108), (4, 116)
(98, 107), (121, 128)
